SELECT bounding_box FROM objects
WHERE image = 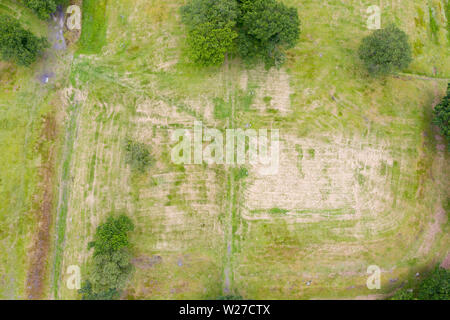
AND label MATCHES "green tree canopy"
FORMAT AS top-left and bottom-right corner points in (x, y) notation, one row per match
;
(80, 214), (135, 300)
(23, 0), (63, 20)
(180, 0), (300, 67)
(186, 21), (237, 66)
(433, 83), (450, 146)
(0, 14), (48, 66)
(88, 214), (135, 255)
(237, 0), (300, 67)
(358, 24), (412, 76)
(181, 0), (238, 66)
